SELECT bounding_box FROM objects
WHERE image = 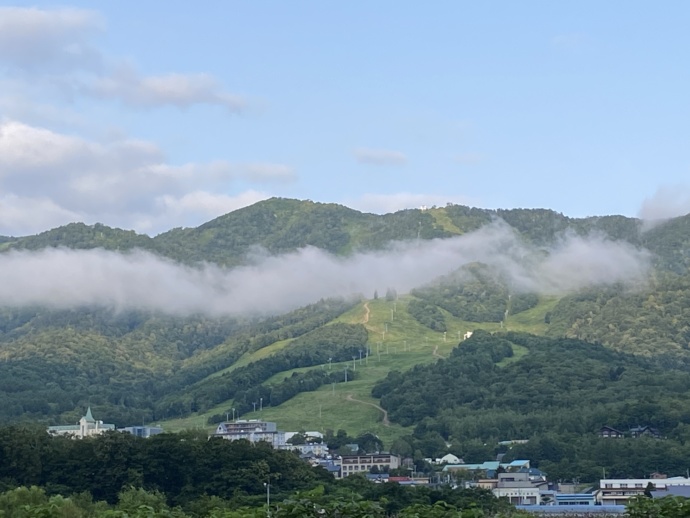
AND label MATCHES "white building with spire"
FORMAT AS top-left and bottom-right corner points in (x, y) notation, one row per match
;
(47, 407), (115, 439)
